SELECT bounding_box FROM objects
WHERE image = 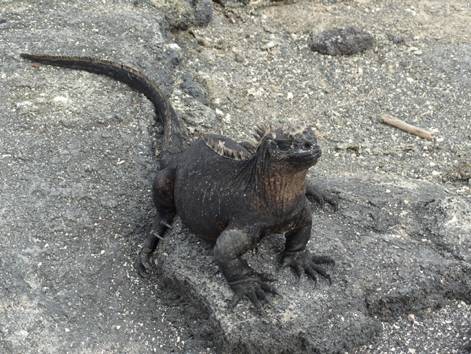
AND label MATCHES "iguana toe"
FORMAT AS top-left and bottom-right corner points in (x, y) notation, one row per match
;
(136, 250), (154, 278)
(254, 271), (276, 283)
(325, 193), (339, 211)
(135, 260), (151, 278)
(281, 250), (334, 285)
(311, 255), (335, 265)
(228, 276), (278, 312)
(306, 184), (340, 211)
